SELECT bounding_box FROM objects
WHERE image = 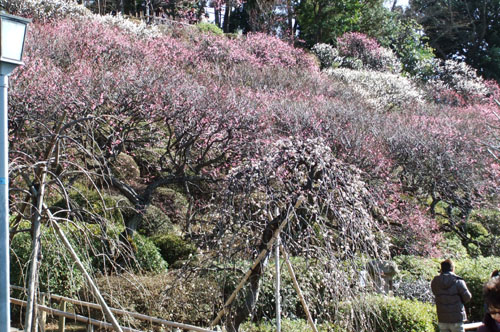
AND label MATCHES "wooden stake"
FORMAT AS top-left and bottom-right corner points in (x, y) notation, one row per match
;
(58, 300), (66, 332)
(46, 207), (124, 332)
(280, 245), (318, 332)
(275, 239), (281, 332)
(210, 197), (304, 328)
